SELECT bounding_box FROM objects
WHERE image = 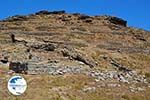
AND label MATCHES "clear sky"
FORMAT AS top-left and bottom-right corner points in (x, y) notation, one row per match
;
(0, 0), (149, 30)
